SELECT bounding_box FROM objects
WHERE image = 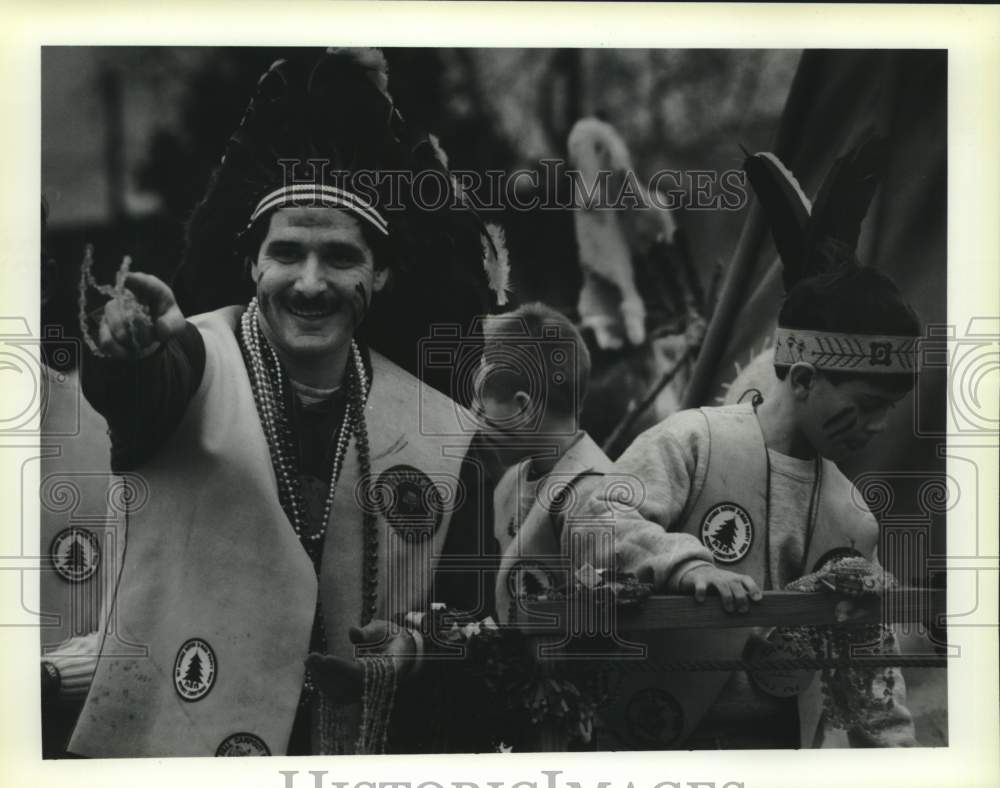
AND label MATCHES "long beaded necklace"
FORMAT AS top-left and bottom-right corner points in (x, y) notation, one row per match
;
(238, 299), (372, 571)
(237, 298), (394, 753)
